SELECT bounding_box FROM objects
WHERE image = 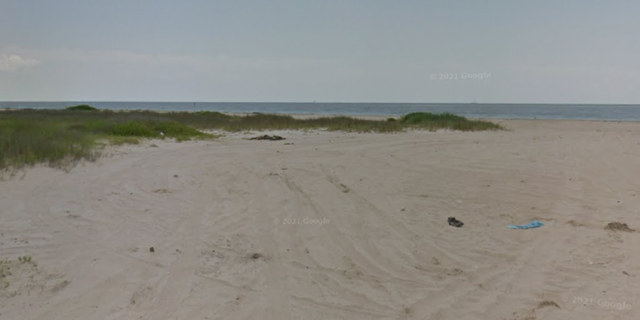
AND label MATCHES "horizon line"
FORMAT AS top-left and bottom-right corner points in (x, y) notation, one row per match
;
(1, 101), (639, 106)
